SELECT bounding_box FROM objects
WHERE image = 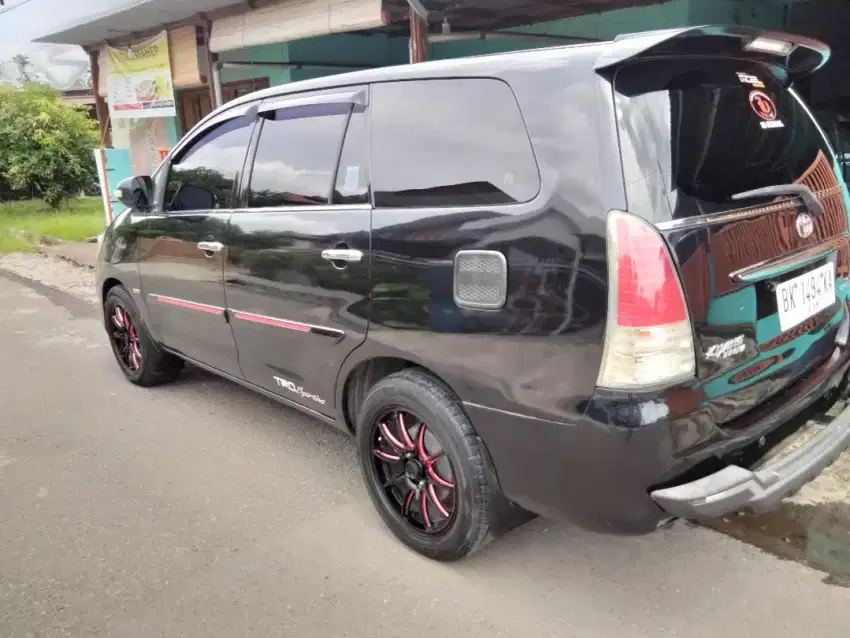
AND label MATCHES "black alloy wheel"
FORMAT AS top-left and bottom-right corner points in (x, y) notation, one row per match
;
(356, 369), (492, 561)
(103, 286), (183, 387)
(109, 304), (143, 373)
(370, 408), (457, 534)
